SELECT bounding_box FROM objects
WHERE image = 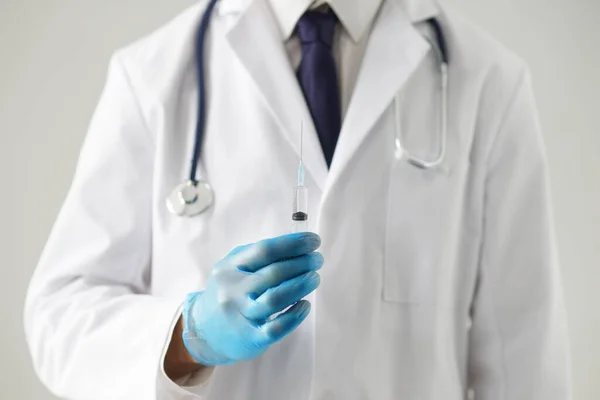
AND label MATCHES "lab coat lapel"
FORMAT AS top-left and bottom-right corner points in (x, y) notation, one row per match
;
(225, 0), (328, 191)
(324, 0), (431, 196)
